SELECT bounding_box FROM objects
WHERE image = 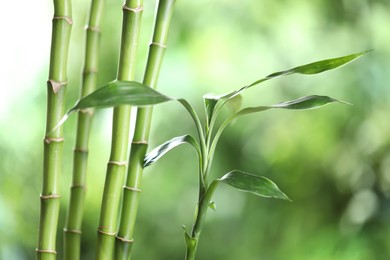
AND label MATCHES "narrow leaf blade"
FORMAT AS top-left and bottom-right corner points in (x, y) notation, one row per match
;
(270, 95), (349, 110)
(73, 80), (173, 111)
(235, 95), (348, 118)
(283, 50), (371, 75)
(144, 135), (200, 167)
(216, 50), (370, 101)
(219, 170), (290, 201)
